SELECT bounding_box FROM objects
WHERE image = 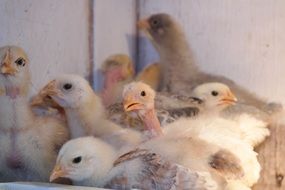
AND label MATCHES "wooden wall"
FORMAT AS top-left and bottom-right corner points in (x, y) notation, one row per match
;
(92, 0), (137, 90)
(0, 0), (90, 95)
